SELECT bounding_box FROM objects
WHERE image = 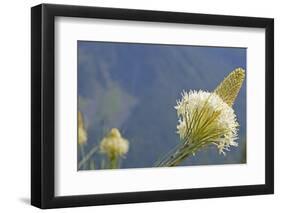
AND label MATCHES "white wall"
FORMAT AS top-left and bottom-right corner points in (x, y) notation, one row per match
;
(0, 0), (279, 212)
